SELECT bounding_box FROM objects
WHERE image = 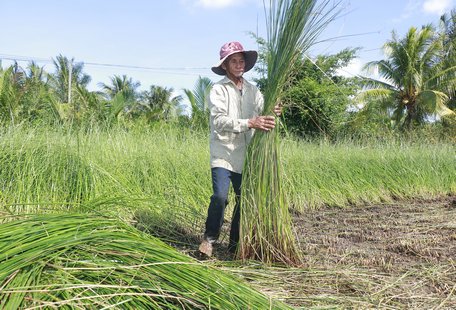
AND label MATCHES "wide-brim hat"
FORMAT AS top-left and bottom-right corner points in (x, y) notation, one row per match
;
(211, 41), (258, 76)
